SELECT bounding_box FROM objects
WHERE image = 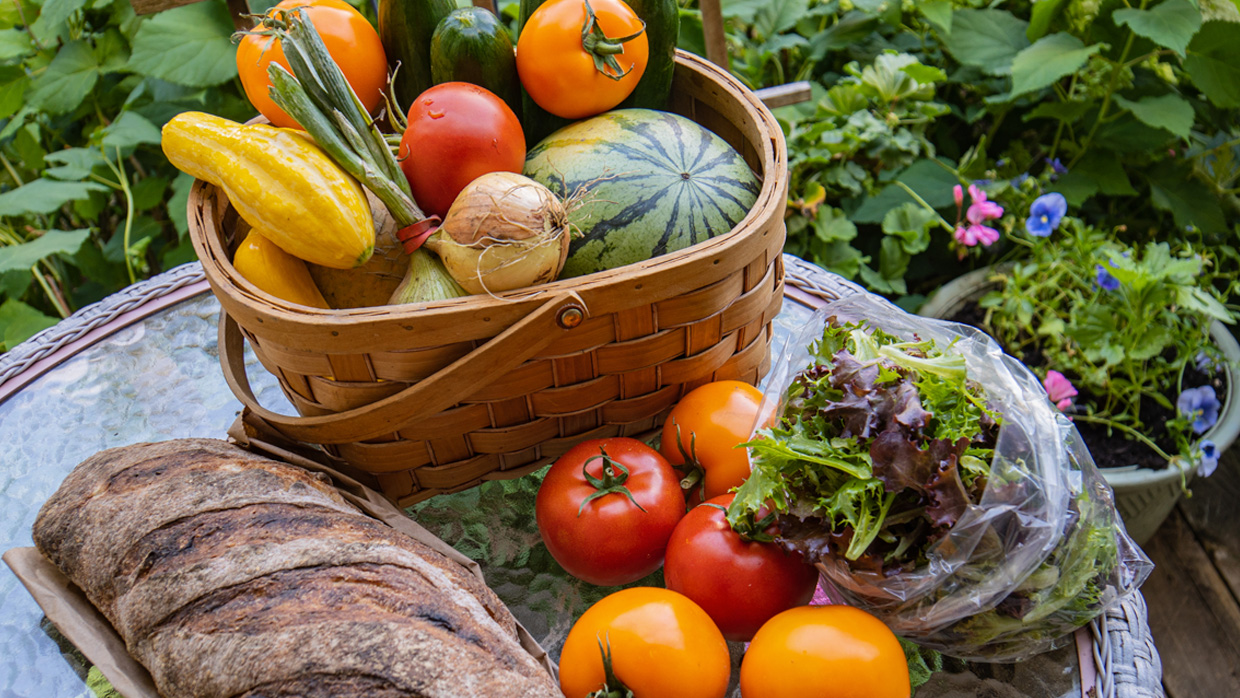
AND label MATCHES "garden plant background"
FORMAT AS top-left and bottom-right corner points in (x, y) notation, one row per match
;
(0, 0), (1237, 351)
